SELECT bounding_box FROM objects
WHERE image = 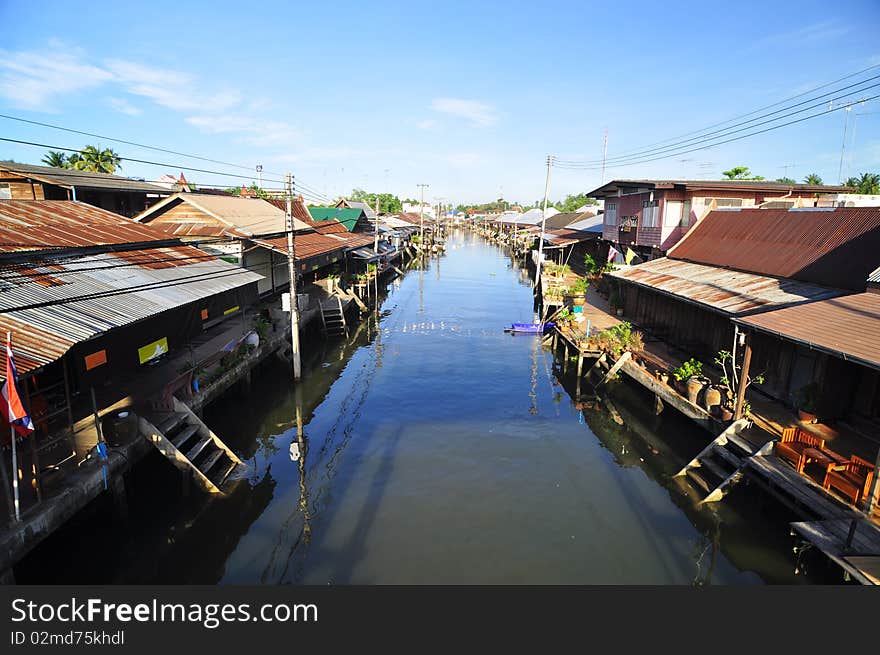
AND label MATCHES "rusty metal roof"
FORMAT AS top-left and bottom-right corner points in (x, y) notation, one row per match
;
(0, 248), (261, 379)
(263, 196), (314, 225)
(0, 200), (172, 253)
(543, 228), (600, 247)
(0, 161), (170, 193)
(609, 257), (844, 316)
(587, 178), (853, 197)
(254, 232), (347, 260)
(136, 193), (311, 235)
(735, 292), (880, 371)
(667, 207), (880, 290)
